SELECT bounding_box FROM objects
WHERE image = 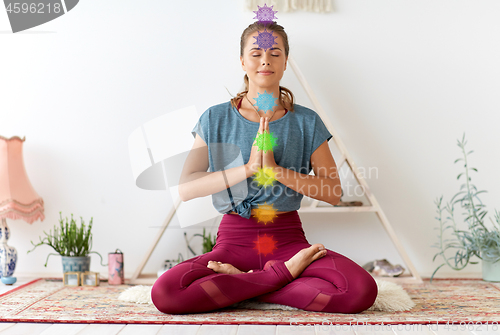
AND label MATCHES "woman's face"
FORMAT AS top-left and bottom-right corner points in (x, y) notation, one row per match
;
(240, 30), (288, 90)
